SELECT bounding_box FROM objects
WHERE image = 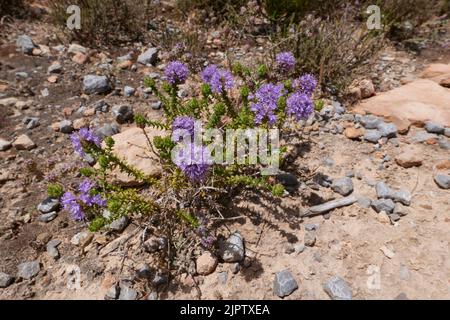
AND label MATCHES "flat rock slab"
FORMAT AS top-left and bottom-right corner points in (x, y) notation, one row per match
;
(106, 127), (164, 186)
(353, 79), (450, 127)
